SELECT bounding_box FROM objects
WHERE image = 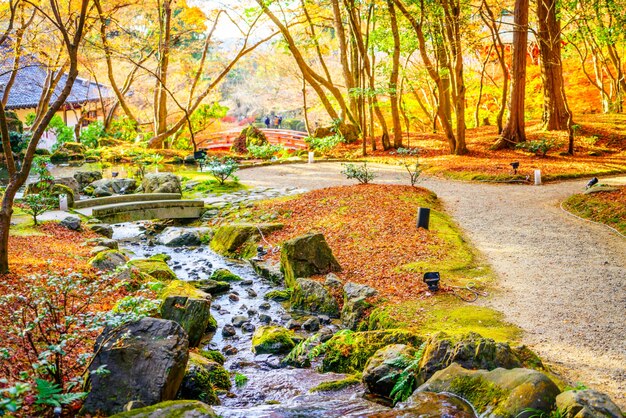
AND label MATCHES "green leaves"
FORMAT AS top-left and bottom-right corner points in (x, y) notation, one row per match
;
(34, 379), (86, 408)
